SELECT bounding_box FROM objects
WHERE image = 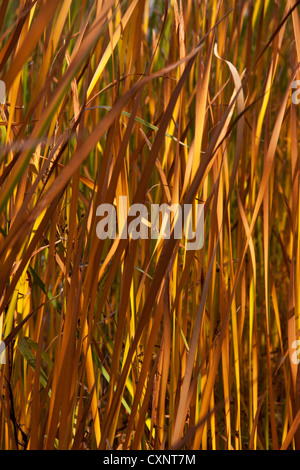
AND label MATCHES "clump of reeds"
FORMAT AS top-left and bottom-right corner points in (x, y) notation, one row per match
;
(0, 0), (300, 450)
